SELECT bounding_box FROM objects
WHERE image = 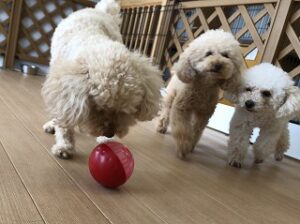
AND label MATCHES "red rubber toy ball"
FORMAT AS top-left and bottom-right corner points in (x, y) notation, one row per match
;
(89, 141), (134, 188)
